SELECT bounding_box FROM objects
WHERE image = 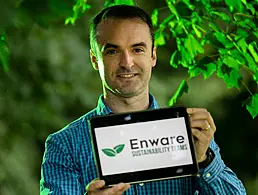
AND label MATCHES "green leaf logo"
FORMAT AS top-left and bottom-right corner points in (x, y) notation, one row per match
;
(114, 144), (125, 154)
(102, 144), (125, 157)
(102, 148), (116, 157)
